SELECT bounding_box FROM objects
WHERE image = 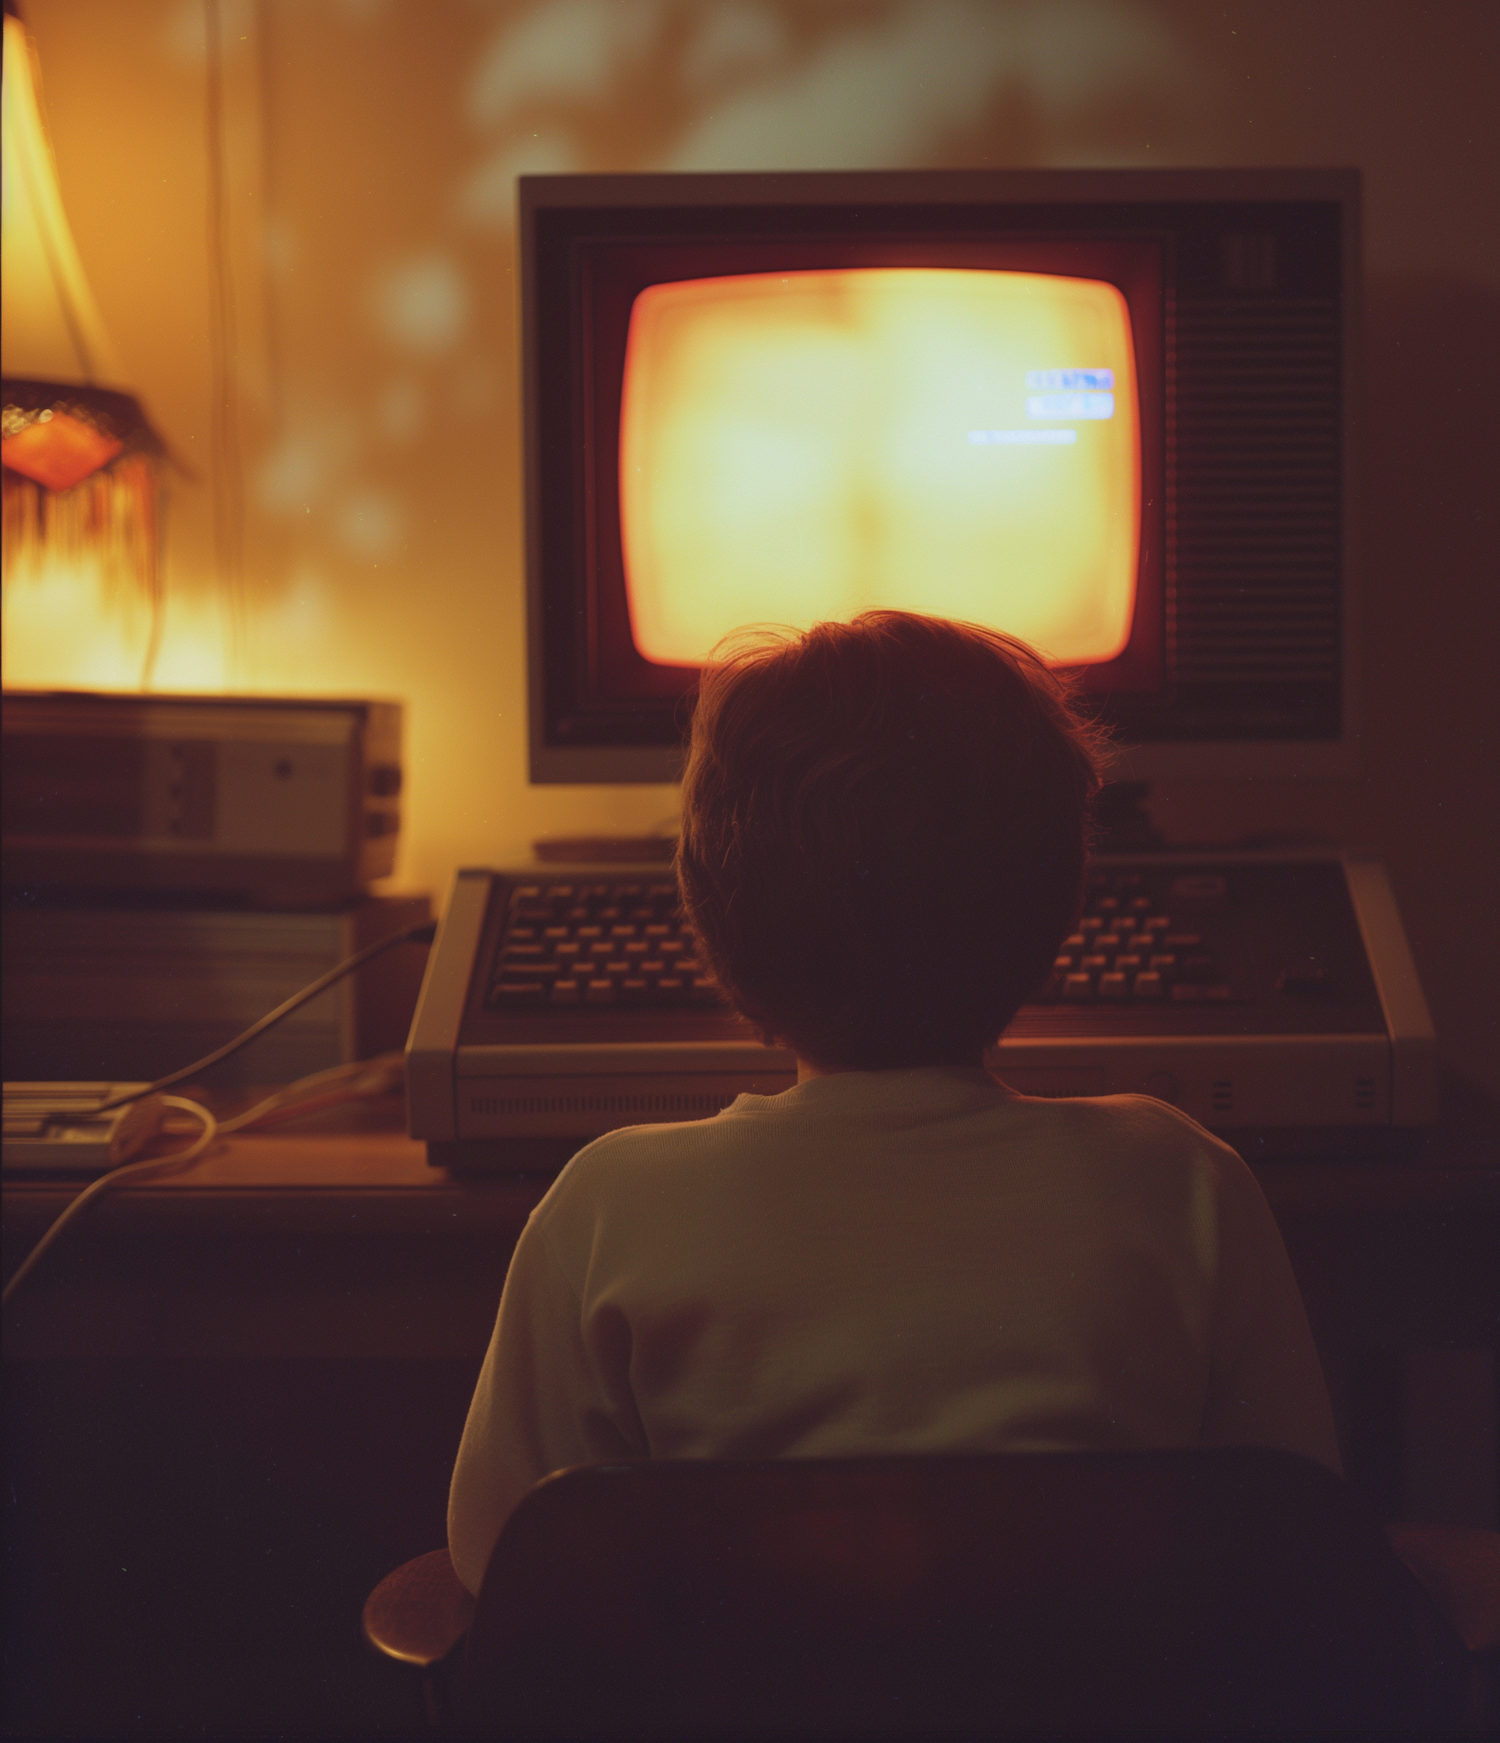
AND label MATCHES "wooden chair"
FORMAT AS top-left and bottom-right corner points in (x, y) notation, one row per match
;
(364, 1447), (1495, 1737)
